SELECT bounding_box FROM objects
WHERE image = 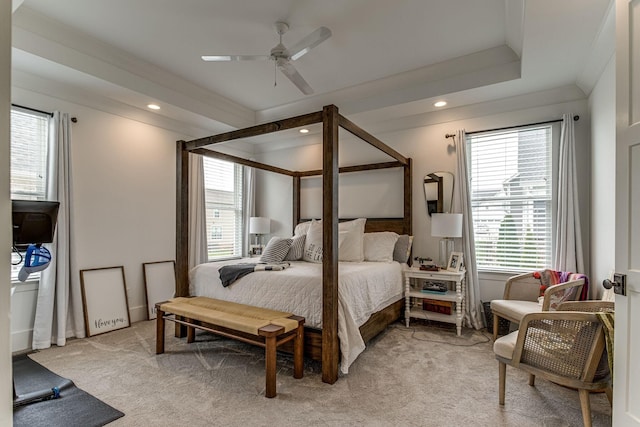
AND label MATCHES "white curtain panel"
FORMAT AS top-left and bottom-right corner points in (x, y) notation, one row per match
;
(242, 167), (256, 256)
(32, 112), (81, 348)
(554, 114), (584, 273)
(452, 130), (483, 330)
(188, 154), (207, 269)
